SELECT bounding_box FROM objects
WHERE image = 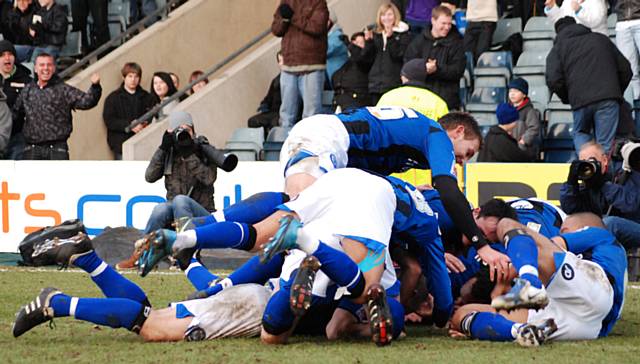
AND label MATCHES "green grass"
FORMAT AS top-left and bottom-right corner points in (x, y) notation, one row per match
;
(0, 267), (639, 363)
